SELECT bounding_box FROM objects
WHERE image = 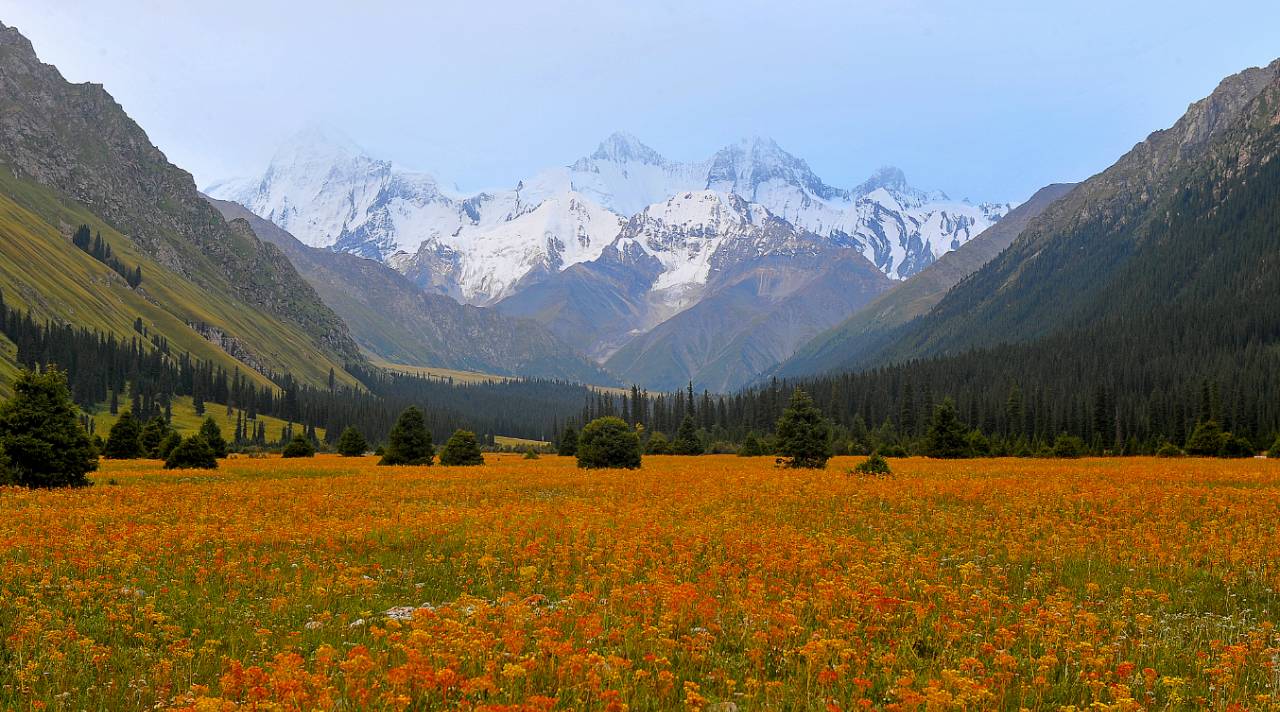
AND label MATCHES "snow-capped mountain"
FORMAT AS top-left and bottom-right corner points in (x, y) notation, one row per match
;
(207, 129), (1012, 303)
